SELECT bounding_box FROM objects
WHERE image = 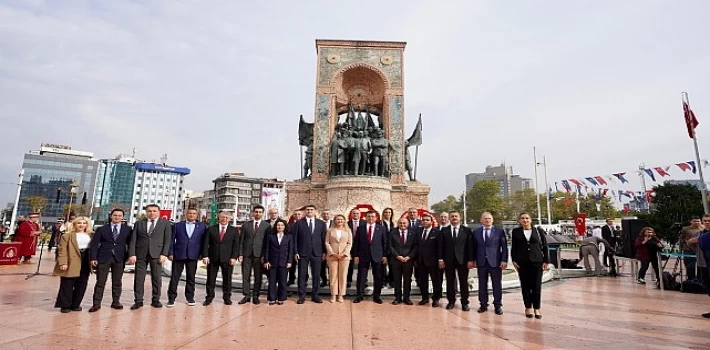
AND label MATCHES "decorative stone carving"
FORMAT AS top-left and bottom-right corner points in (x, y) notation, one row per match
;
(380, 55), (393, 65)
(315, 95), (330, 173)
(327, 54), (341, 64)
(388, 95), (404, 175)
